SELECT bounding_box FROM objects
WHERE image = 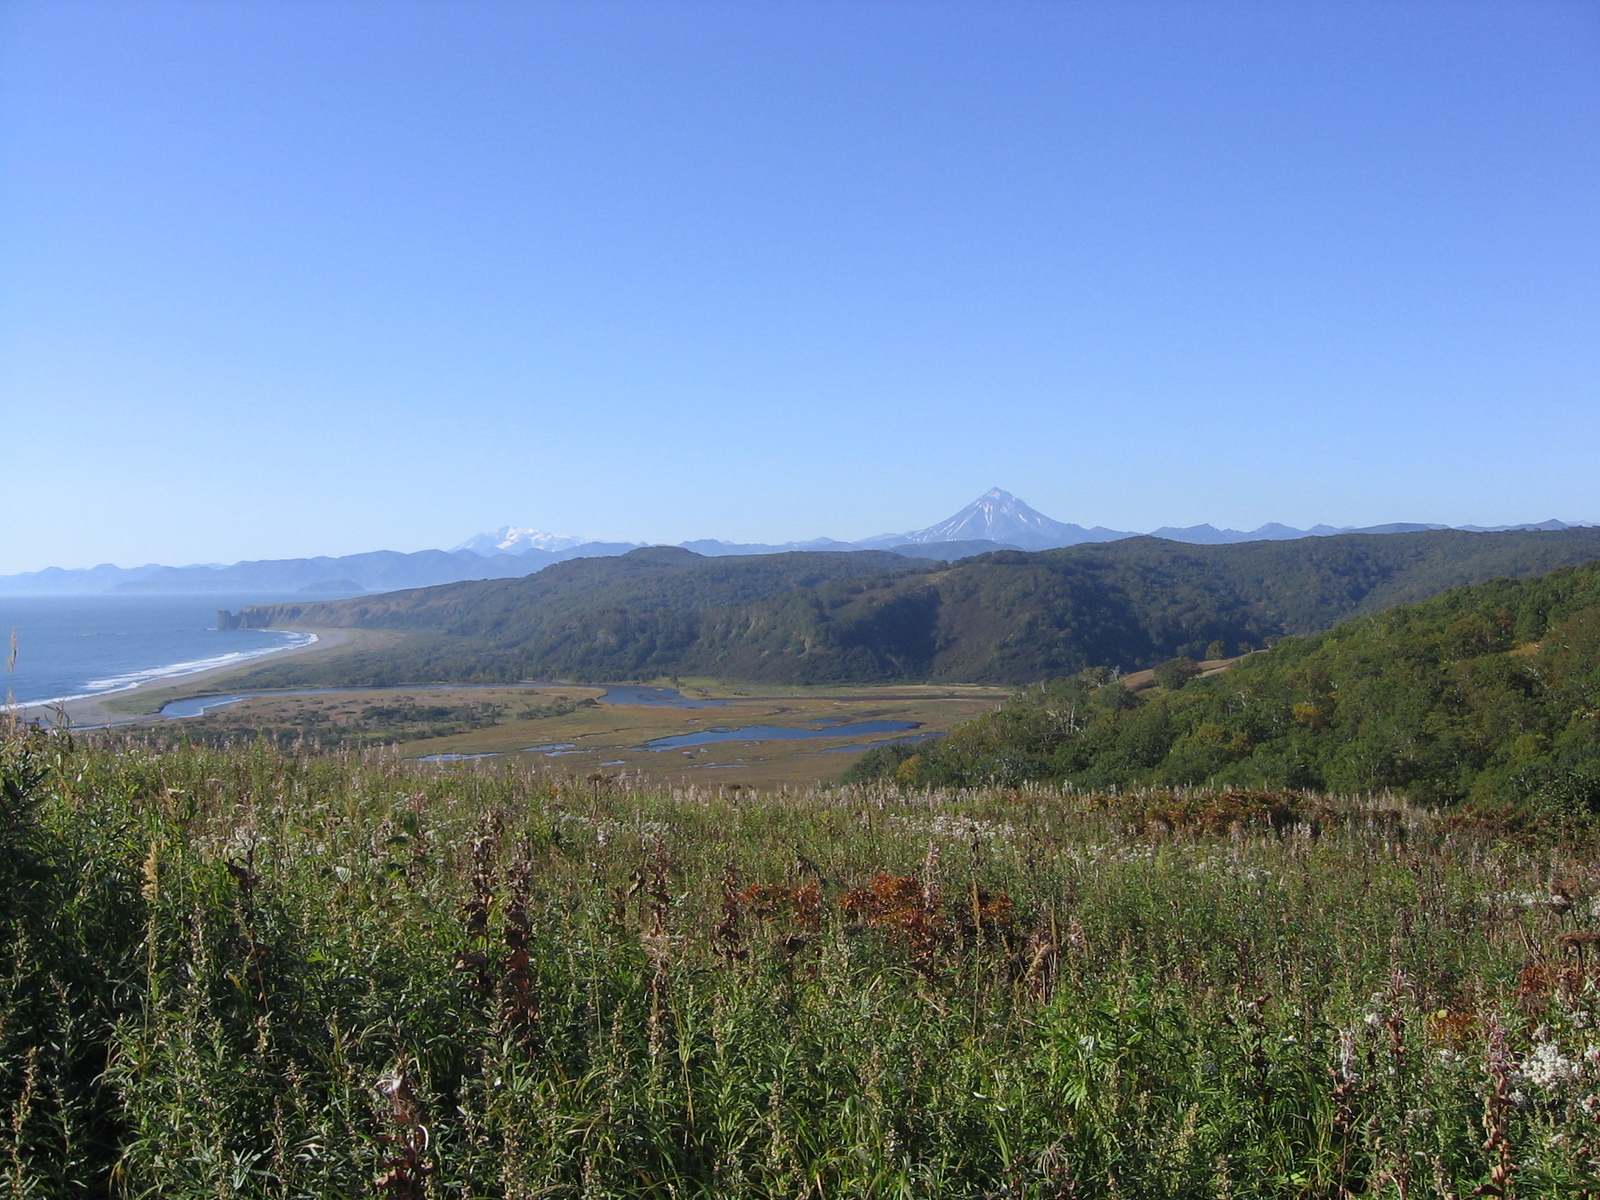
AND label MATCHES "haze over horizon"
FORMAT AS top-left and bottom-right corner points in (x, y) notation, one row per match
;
(2, 1), (1596, 574)
(5, 486), (1594, 581)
